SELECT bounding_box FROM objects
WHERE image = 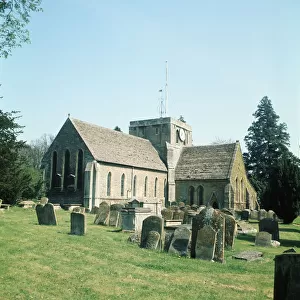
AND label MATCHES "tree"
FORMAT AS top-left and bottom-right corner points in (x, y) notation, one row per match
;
(0, 0), (42, 58)
(243, 96), (290, 203)
(114, 126), (122, 132)
(263, 155), (300, 223)
(0, 110), (32, 203)
(211, 137), (234, 145)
